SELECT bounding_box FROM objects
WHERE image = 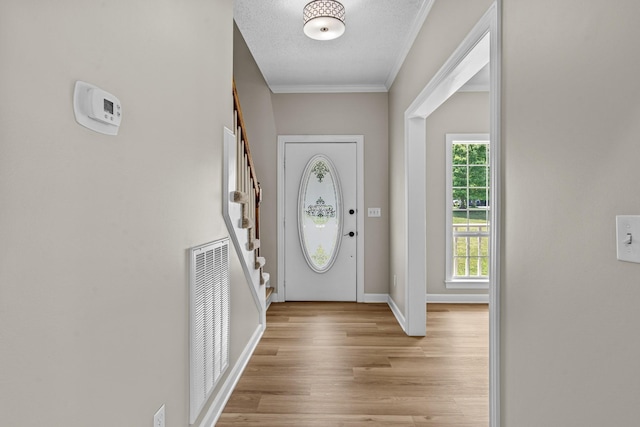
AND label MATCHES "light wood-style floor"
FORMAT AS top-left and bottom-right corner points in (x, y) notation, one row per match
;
(218, 303), (488, 427)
